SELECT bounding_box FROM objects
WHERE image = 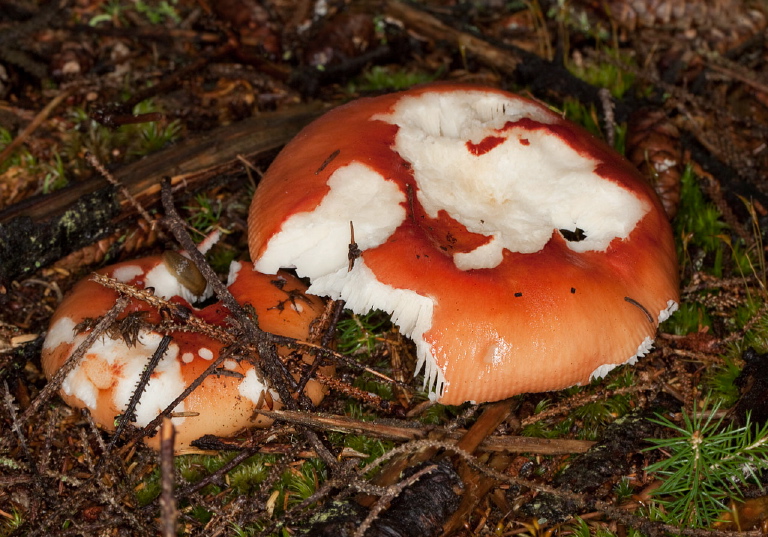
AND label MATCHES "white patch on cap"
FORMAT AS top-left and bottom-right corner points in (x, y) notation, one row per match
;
(588, 336), (654, 382)
(61, 329), (188, 426)
(223, 359), (238, 371)
(112, 265), (144, 283)
(182, 352), (194, 363)
(658, 299), (679, 323)
(308, 259), (445, 396)
(198, 347), (214, 360)
(254, 162), (406, 280)
(376, 90), (651, 270)
(44, 317), (78, 353)
(110, 331), (187, 426)
(238, 368), (279, 405)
